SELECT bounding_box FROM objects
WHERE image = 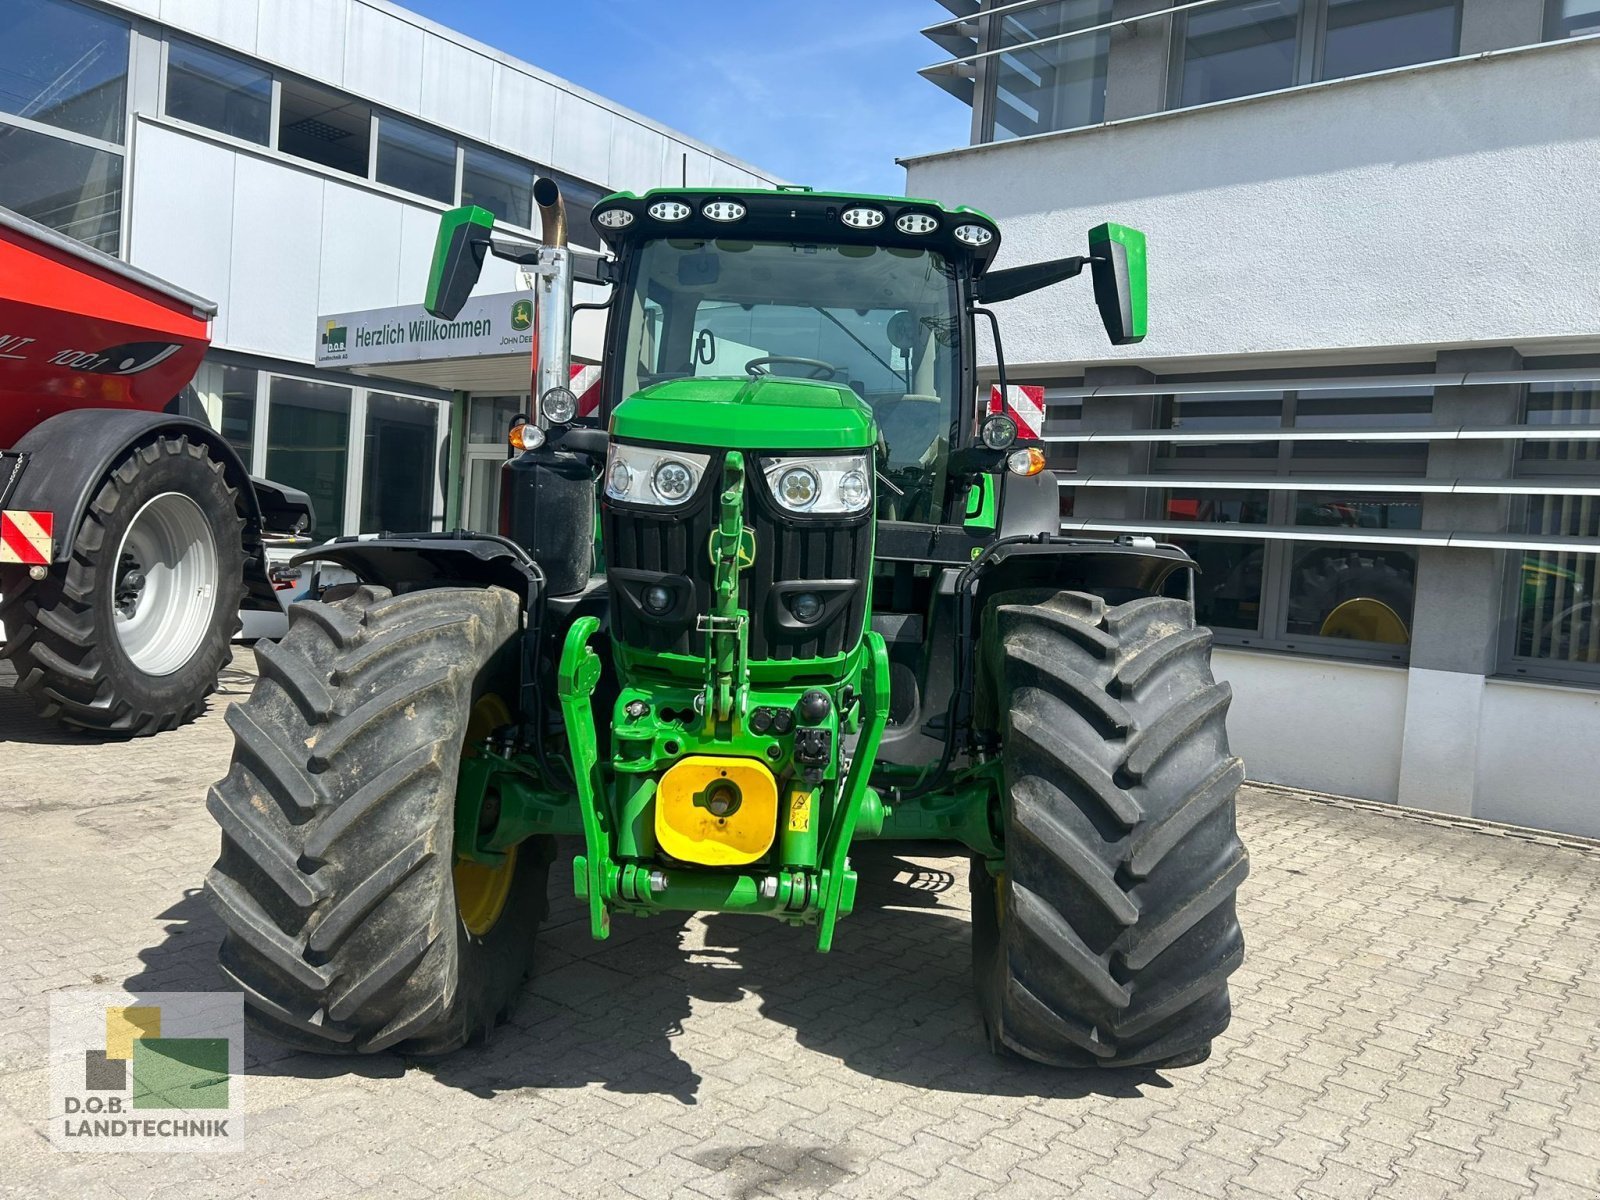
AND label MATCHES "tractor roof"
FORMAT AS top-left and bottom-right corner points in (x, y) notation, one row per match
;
(590, 187), (1003, 276)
